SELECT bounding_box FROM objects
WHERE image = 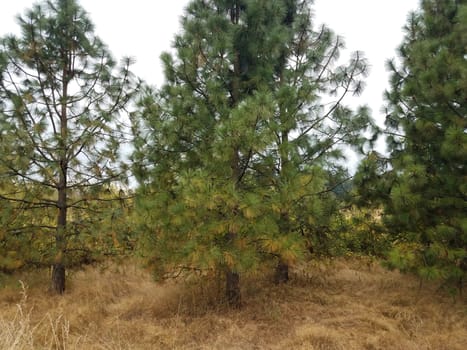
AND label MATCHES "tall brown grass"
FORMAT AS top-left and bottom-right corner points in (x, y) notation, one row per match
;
(1, 258), (466, 349)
